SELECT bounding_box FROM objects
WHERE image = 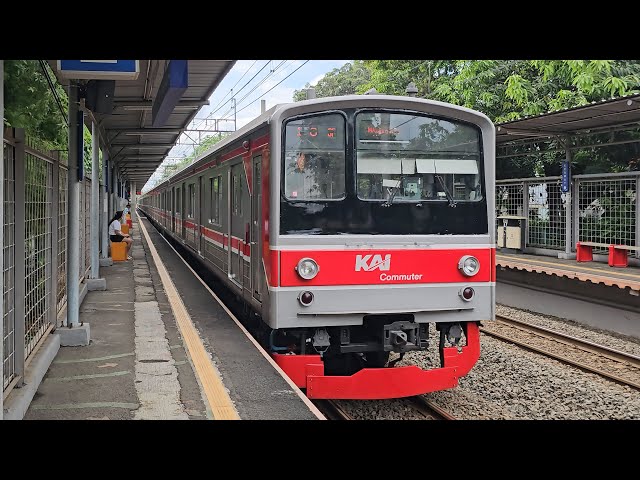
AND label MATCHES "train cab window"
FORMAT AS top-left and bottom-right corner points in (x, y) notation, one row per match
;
(283, 113), (346, 201)
(210, 175), (222, 224)
(355, 112), (483, 203)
